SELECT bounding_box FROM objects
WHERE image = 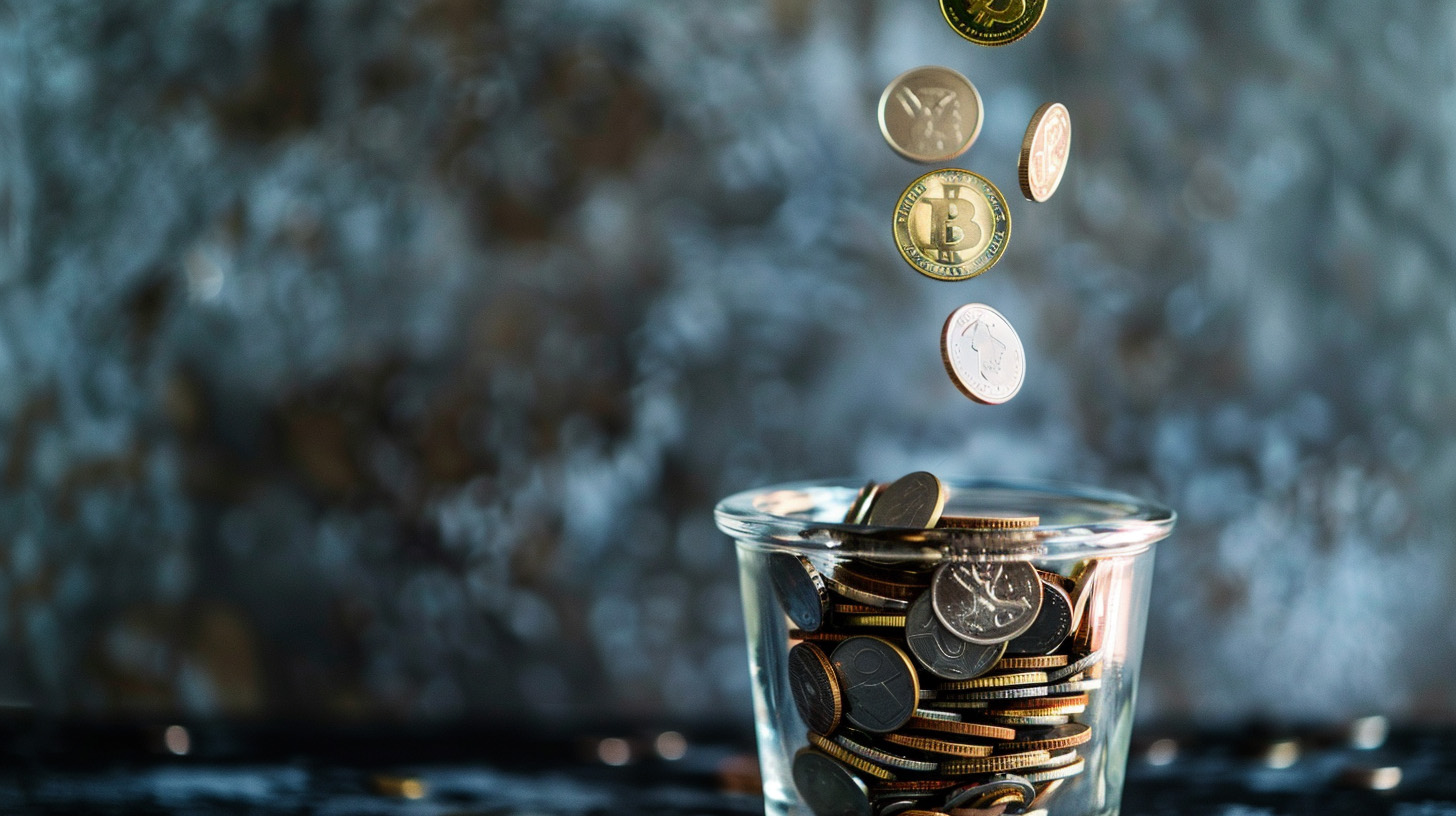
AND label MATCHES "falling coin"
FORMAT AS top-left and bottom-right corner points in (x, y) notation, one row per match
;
(831, 637), (921, 733)
(905, 592), (1006, 681)
(769, 553), (829, 632)
(1019, 102), (1072, 202)
(931, 560), (1043, 644)
(789, 642), (843, 736)
(893, 169), (1011, 282)
(793, 748), (873, 816)
(878, 66), (984, 164)
(940, 0), (1049, 47)
(940, 303), (1026, 405)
